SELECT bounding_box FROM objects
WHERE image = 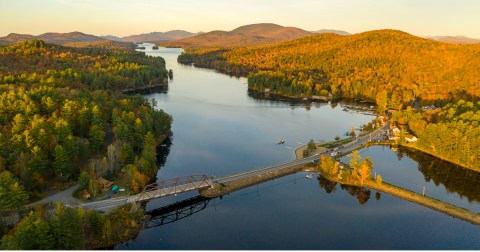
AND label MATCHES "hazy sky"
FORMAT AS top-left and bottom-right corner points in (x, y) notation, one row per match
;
(2, 0), (480, 38)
